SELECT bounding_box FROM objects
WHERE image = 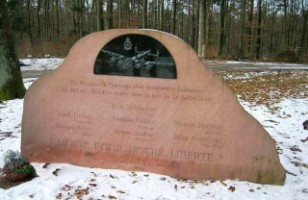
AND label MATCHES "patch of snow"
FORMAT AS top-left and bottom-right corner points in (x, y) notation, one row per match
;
(225, 60), (307, 67)
(23, 79), (37, 89)
(20, 58), (63, 71)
